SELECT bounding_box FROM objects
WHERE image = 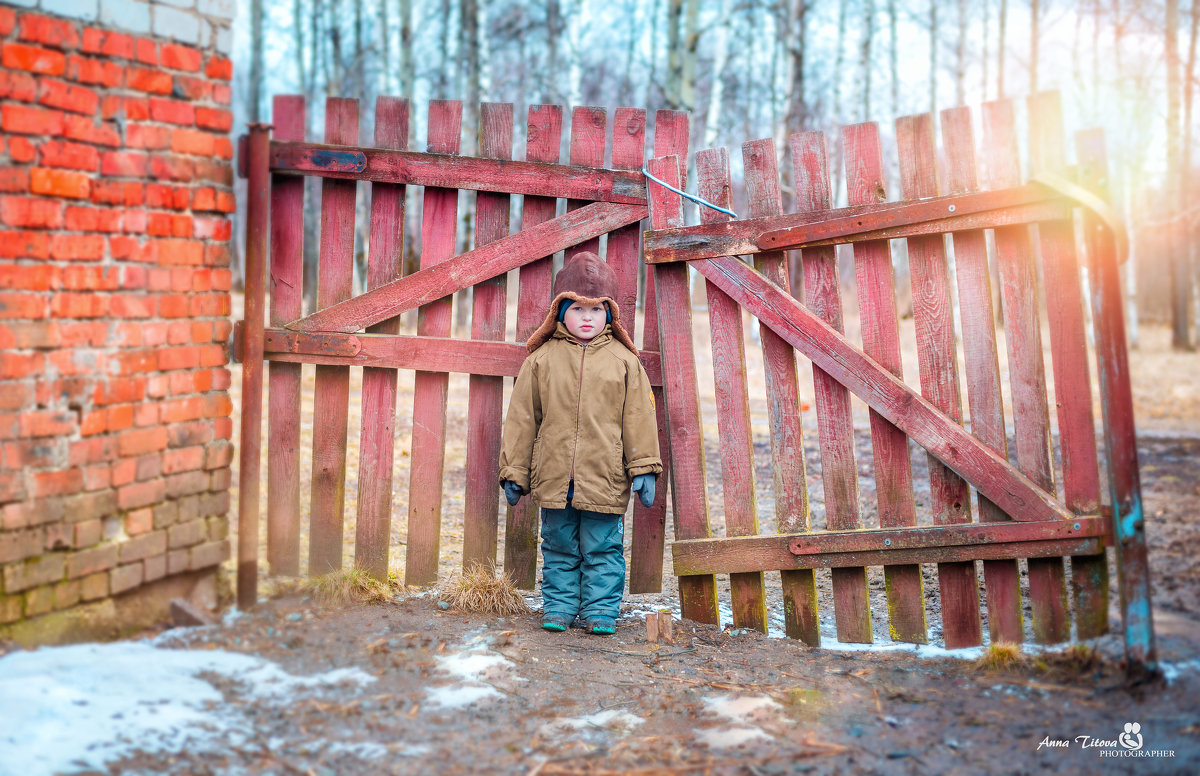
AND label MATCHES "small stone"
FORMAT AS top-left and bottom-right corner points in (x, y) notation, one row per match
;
(286, 612), (302, 622)
(437, 601), (450, 610)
